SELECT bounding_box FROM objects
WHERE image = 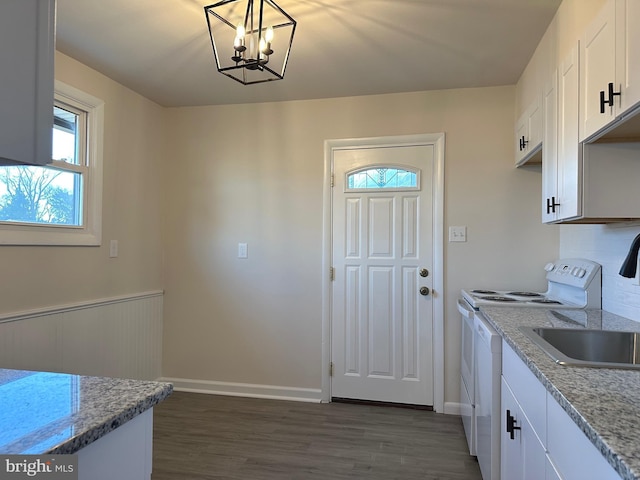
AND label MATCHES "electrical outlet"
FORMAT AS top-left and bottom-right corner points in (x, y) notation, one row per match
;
(449, 226), (467, 242)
